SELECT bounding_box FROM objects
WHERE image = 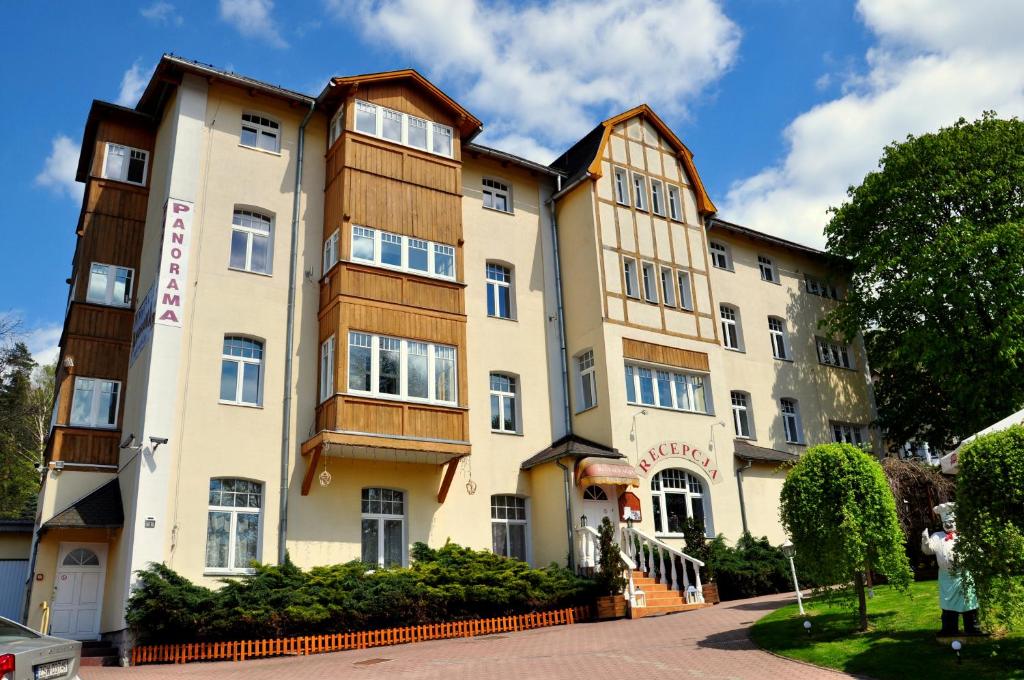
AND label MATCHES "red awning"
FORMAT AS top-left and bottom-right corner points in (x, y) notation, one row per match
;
(576, 456), (640, 488)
